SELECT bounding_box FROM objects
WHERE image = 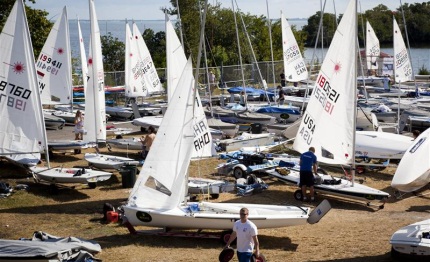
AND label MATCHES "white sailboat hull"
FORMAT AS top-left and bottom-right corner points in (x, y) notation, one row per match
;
(266, 168), (389, 202)
(390, 219), (430, 257)
(187, 177), (234, 196)
(132, 116), (163, 129)
(218, 133), (275, 152)
(85, 153), (140, 170)
(355, 131), (413, 159)
(30, 166), (111, 185)
(106, 137), (142, 150)
(391, 128), (430, 193)
(124, 202), (311, 230)
(48, 140), (90, 151)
